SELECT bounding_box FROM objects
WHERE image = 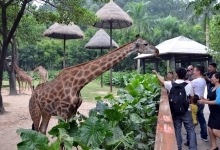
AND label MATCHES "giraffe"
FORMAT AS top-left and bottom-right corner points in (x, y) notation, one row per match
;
(31, 66), (48, 84)
(14, 65), (33, 94)
(29, 37), (159, 134)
